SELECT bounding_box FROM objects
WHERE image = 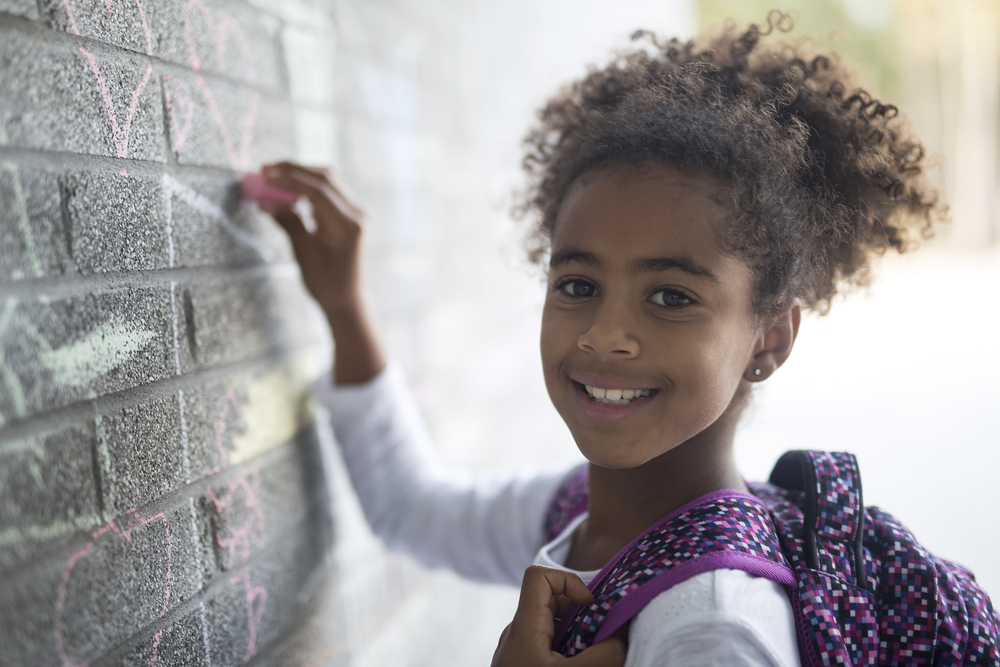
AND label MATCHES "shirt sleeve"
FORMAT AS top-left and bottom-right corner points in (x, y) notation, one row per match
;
(311, 364), (566, 586)
(625, 570), (800, 667)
